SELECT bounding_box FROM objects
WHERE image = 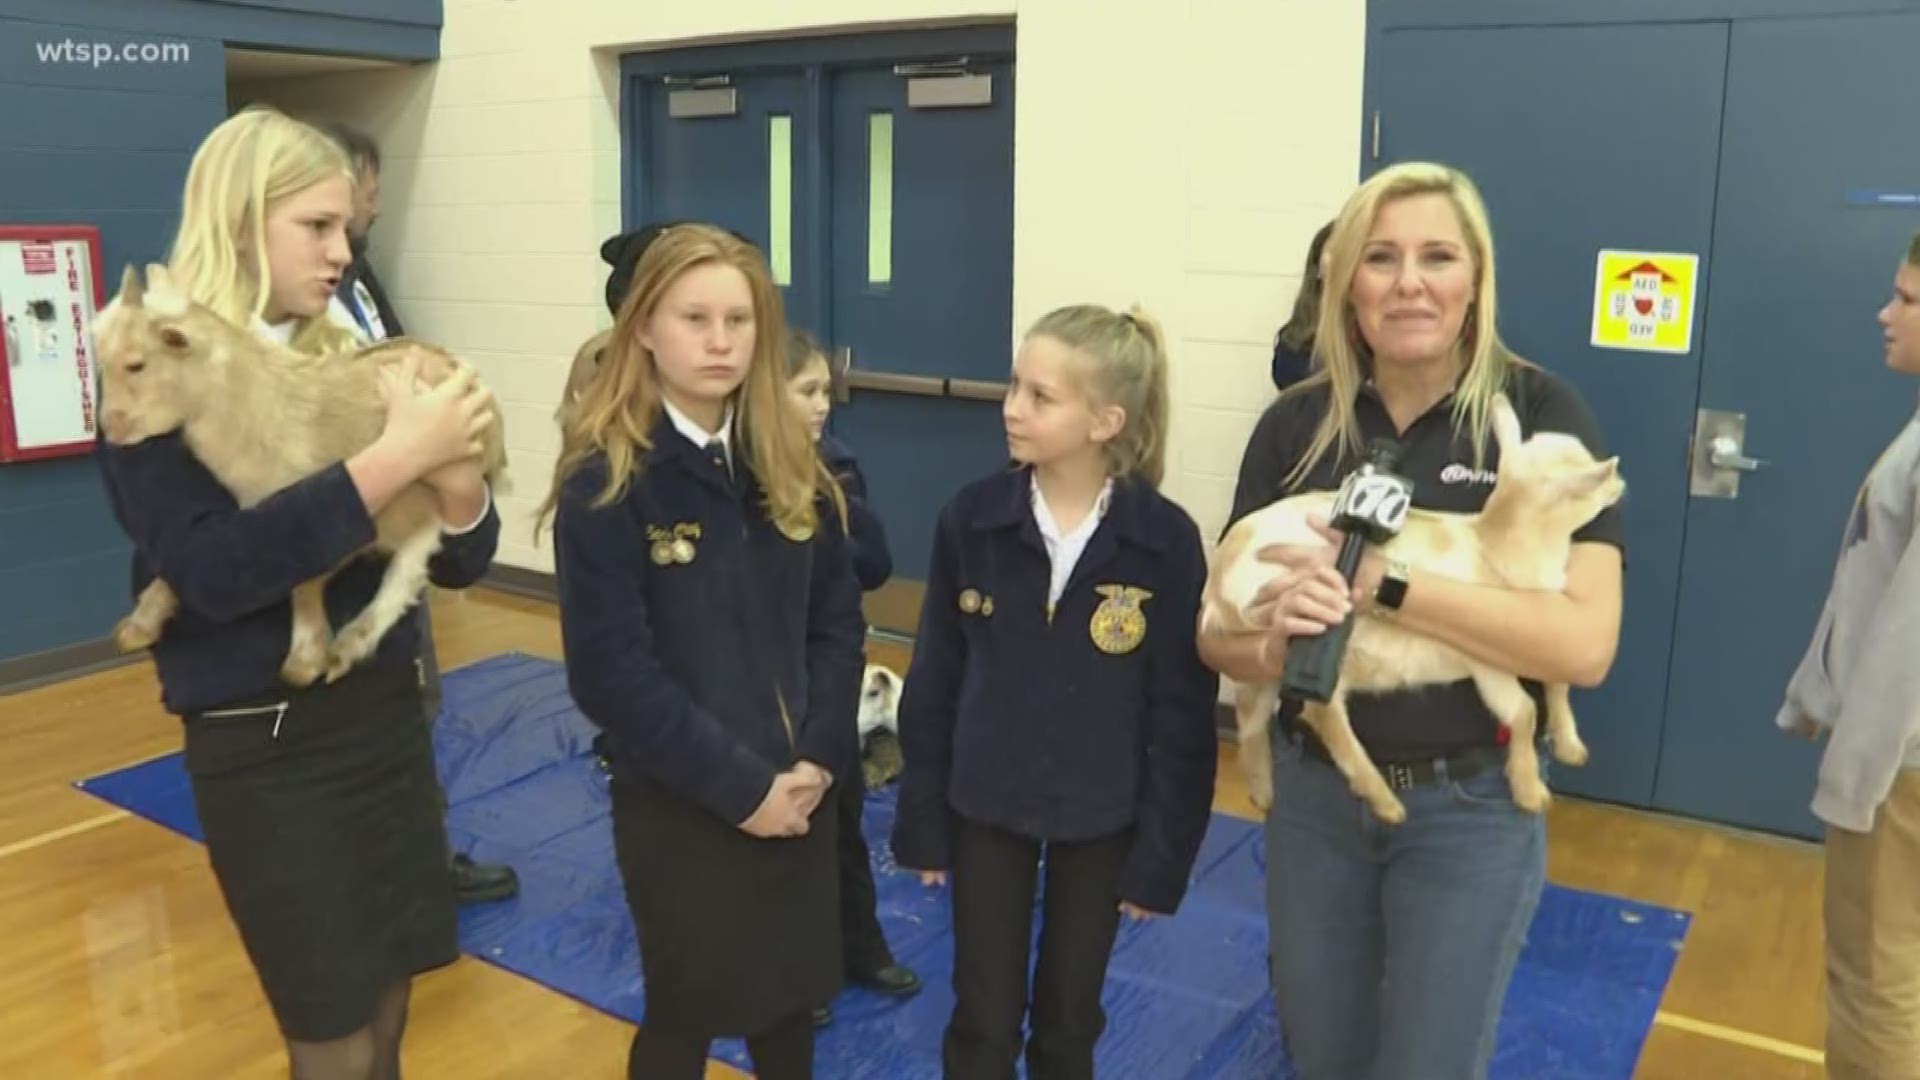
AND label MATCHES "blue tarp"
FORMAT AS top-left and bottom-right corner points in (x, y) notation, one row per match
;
(80, 651), (1688, 1078)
